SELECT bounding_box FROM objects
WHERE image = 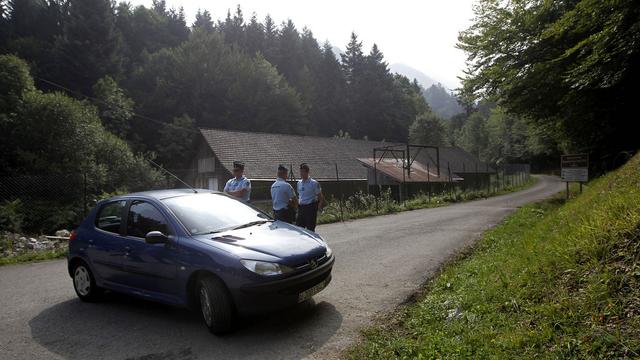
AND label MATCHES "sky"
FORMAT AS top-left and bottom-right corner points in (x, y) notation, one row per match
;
(128, 0), (476, 89)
